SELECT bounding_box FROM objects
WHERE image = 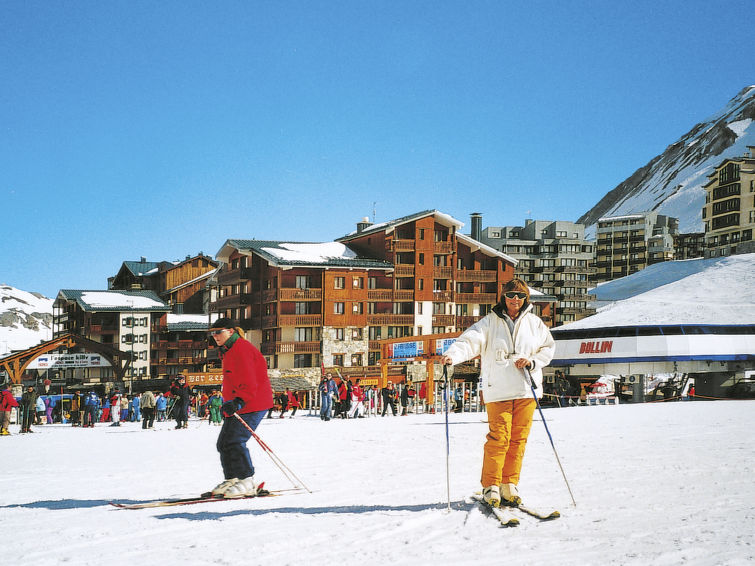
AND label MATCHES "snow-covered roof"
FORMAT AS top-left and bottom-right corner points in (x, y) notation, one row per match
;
(455, 232), (517, 265)
(216, 240), (393, 270)
(56, 290), (170, 312)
